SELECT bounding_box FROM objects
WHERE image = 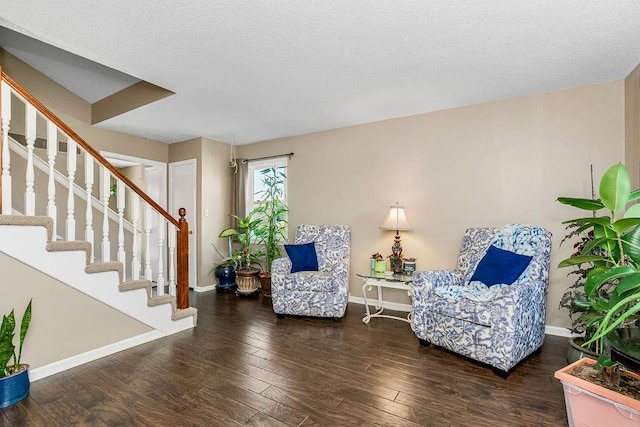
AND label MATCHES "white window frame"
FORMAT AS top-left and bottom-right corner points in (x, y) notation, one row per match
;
(246, 157), (288, 217)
